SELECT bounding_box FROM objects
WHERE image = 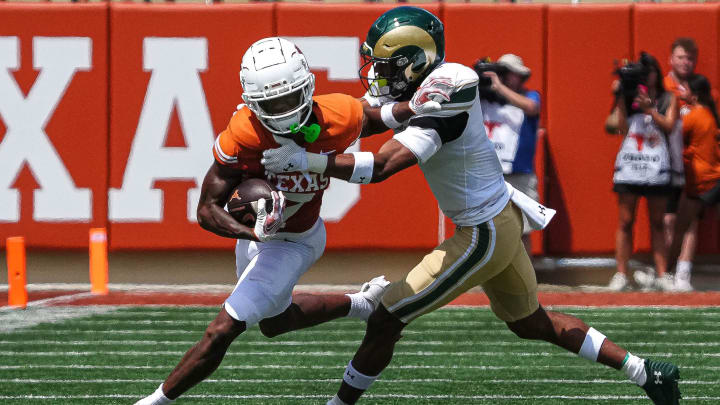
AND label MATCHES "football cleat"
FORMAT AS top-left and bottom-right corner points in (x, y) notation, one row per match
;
(360, 275), (391, 310)
(640, 359), (681, 405)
